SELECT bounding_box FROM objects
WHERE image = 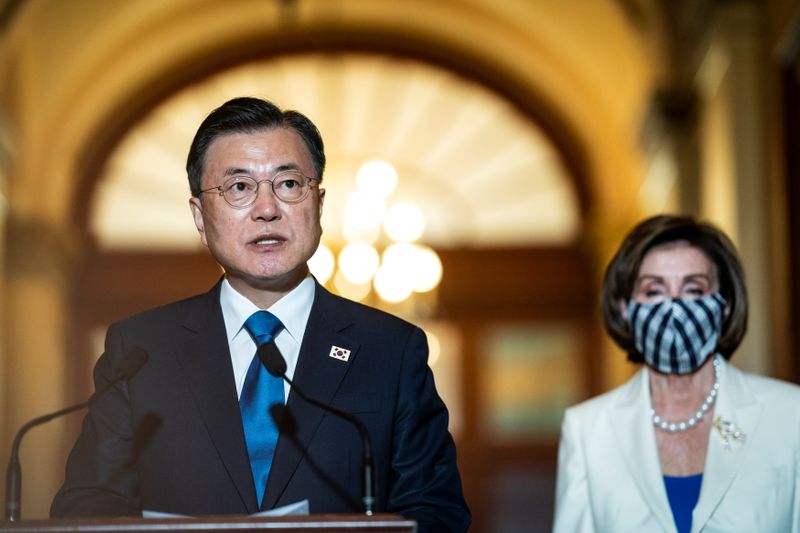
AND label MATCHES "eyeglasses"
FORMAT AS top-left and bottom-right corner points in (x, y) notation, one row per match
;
(199, 170), (320, 208)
